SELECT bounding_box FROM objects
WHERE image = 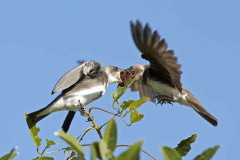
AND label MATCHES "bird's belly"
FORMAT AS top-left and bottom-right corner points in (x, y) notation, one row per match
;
(53, 86), (106, 111)
(147, 79), (179, 96)
(147, 79), (190, 106)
